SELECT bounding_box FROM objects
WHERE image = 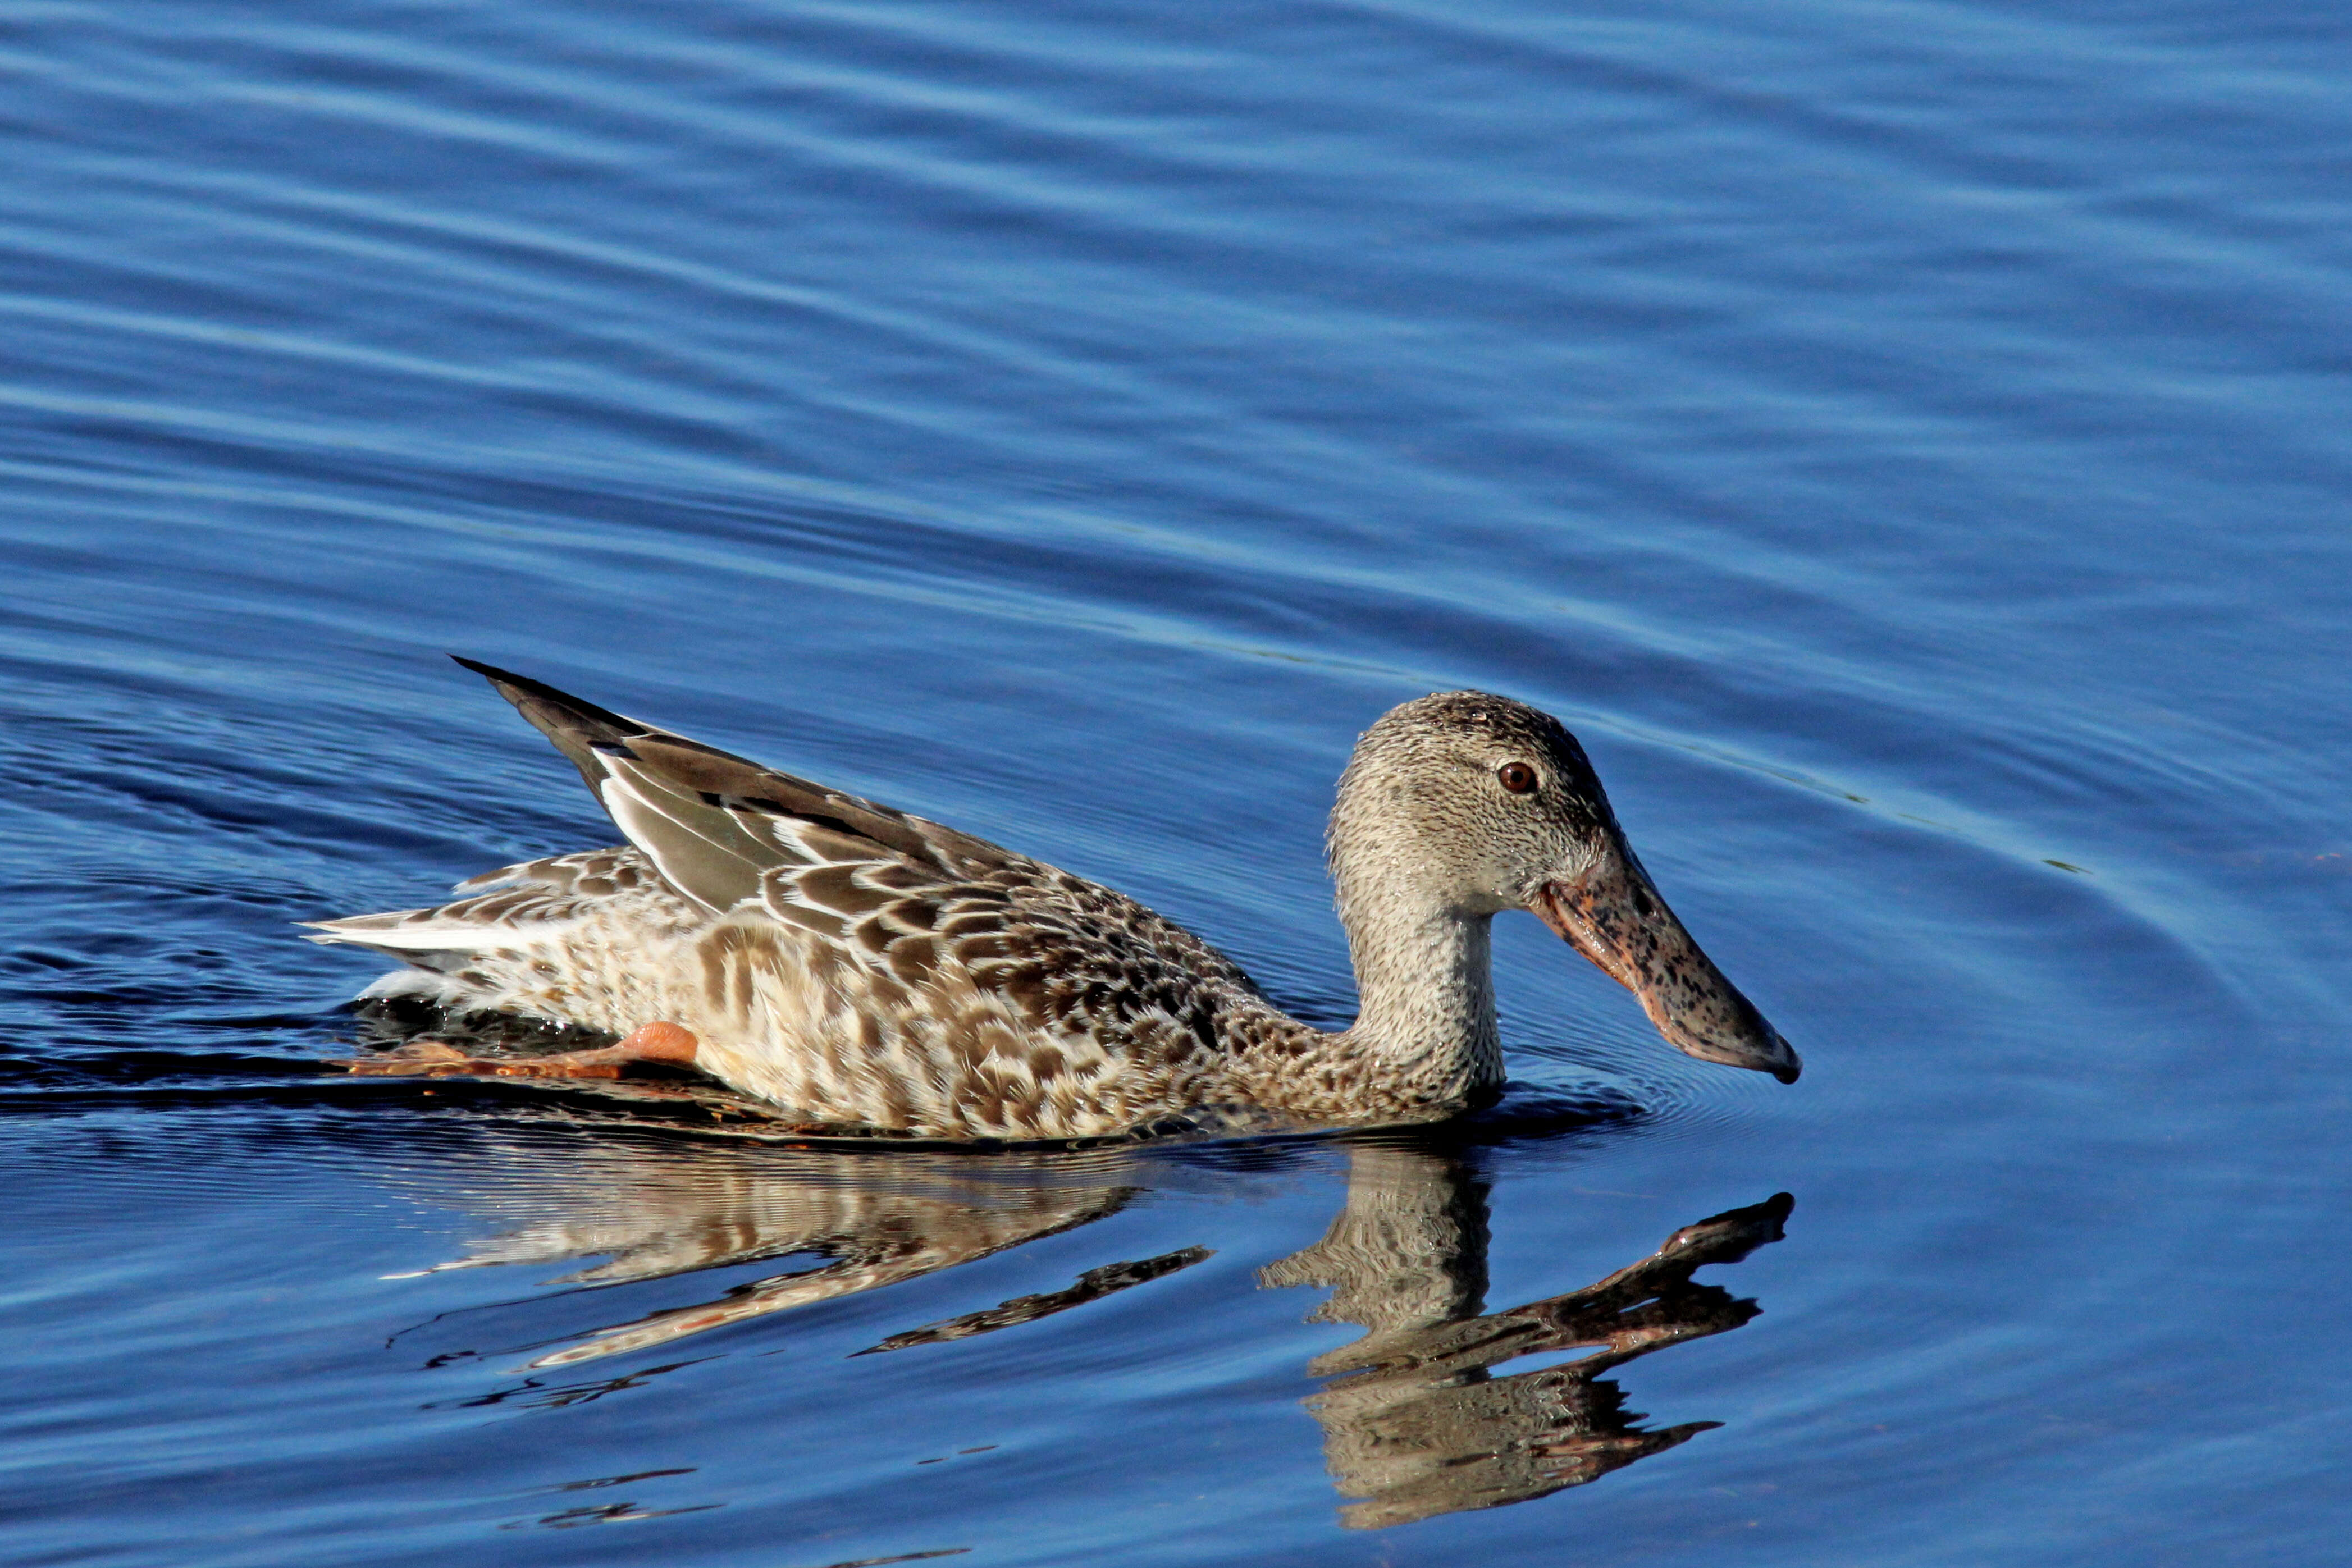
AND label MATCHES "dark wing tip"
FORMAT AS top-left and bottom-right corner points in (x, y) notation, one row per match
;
(450, 655), (638, 734)
(450, 653), (513, 682)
